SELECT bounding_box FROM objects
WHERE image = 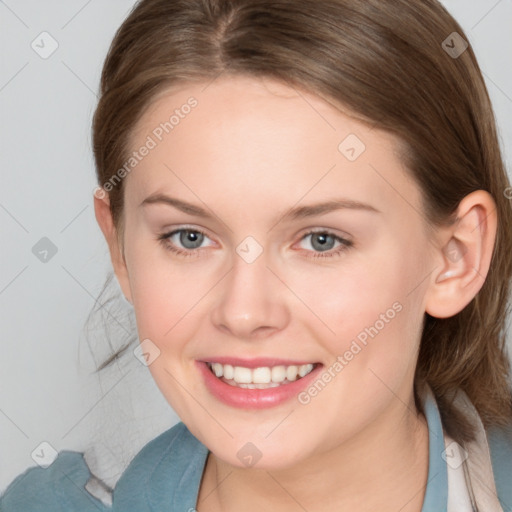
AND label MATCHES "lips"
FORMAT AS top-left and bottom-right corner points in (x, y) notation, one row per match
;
(197, 358), (322, 409)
